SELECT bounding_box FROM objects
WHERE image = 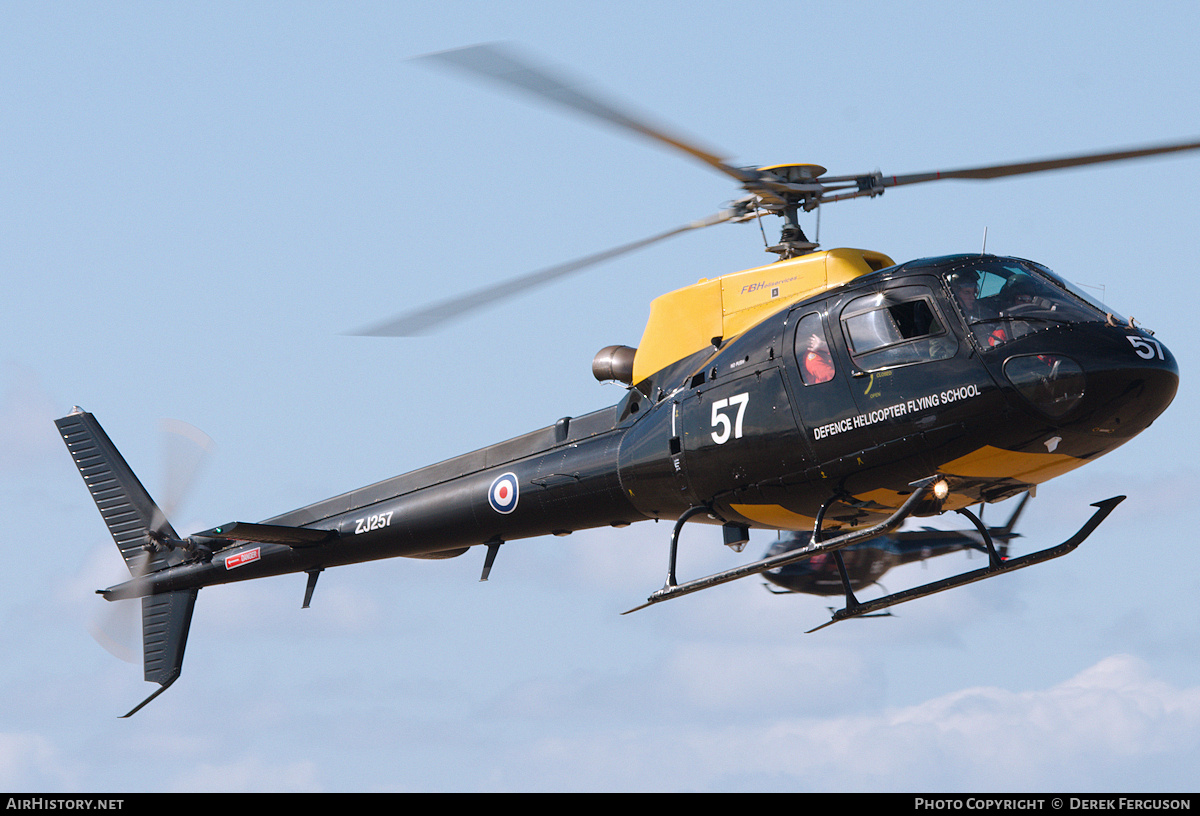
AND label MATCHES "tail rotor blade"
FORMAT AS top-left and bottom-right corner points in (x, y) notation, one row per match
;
(157, 418), (214, 527)
(87, 542), (156, 662)
(79, 419), (209, 665)
(88, 600), (139, 664)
